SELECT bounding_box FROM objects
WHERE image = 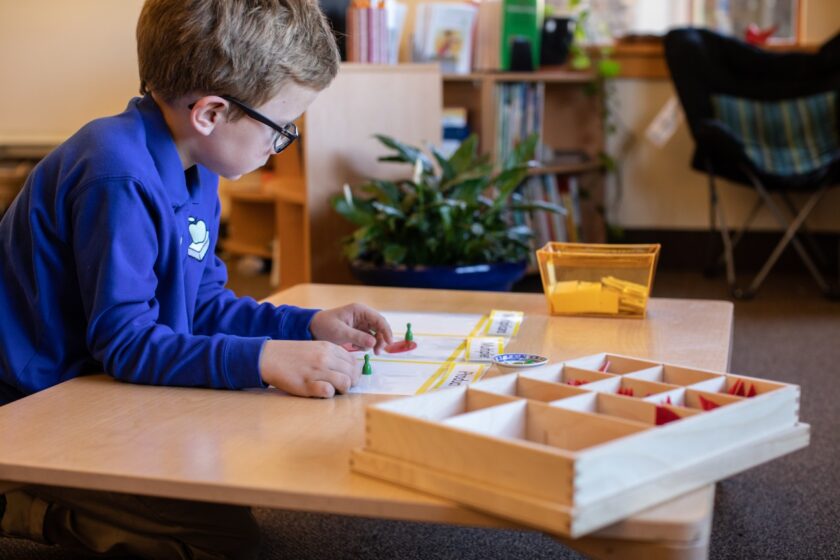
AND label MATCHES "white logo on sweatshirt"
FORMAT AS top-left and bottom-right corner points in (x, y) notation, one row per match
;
(187, 217), (210, 261)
